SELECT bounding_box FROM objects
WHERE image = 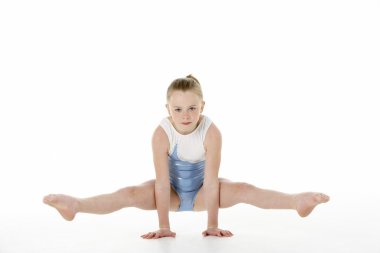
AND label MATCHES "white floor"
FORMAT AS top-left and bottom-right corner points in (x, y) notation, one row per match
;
(1, 192), (379, 253)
